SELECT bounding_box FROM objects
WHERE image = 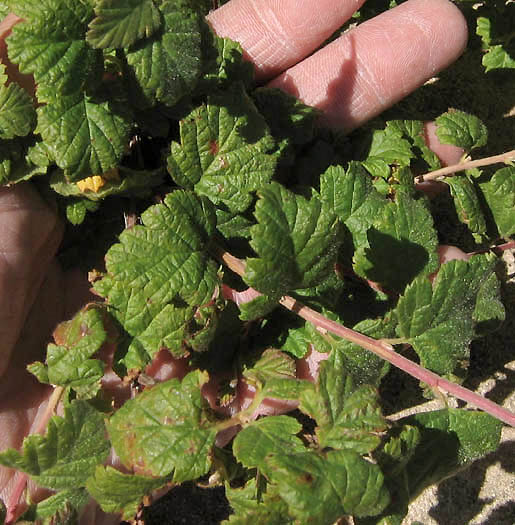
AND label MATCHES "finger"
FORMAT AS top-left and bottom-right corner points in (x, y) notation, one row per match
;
(267, 0), (468, 131)
(207, 0), (366, 80)
(0, 184), (62, 376)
